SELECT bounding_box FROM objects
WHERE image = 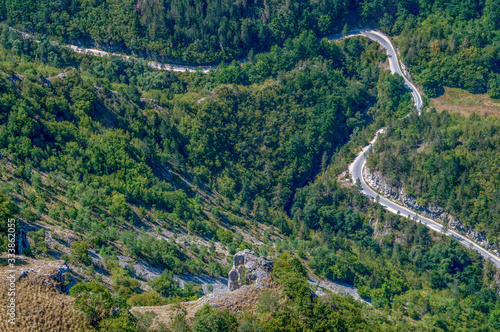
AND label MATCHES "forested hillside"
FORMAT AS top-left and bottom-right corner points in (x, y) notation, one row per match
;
(283, 167), (500, 330)
(0, 22), (405, 330)
(2, 1), (500, 330)
(371, 0), (500, 98)
(0, 0), (355, 63)
(0, 25), (407, 233)
(1, 25), (500, 330)
(3, 0), (499, 69)
(367, 110), (500, 243)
